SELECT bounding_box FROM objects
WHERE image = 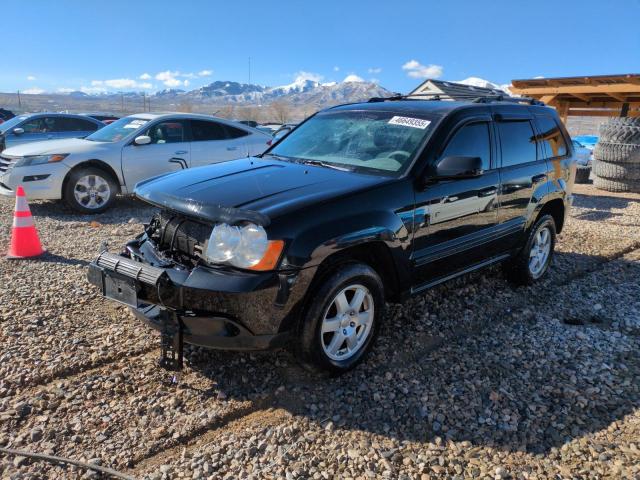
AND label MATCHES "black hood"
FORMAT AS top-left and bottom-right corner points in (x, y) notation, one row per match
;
(134, 157), (390, 224)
